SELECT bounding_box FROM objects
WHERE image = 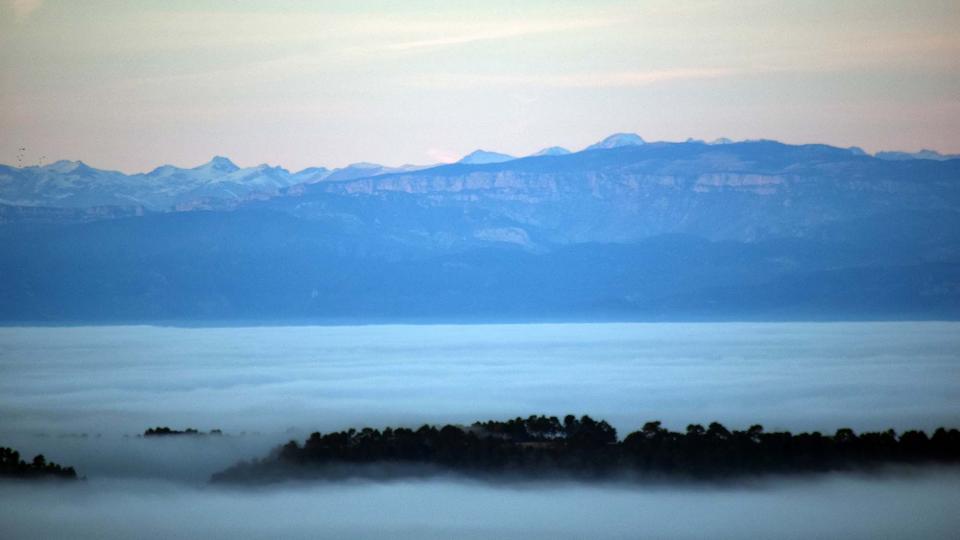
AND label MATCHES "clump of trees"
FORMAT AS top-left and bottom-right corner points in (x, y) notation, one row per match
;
(1, 447), (78, 480)
(210, 415), (960, 484)
(143, 427), (222, 437)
